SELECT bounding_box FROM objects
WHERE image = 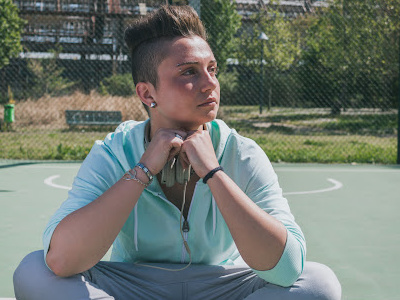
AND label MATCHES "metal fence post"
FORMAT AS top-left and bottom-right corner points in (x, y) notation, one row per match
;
(258, 32), (268, 114)
(259, 39), (264, 114)
(398, 31), (400, 164)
